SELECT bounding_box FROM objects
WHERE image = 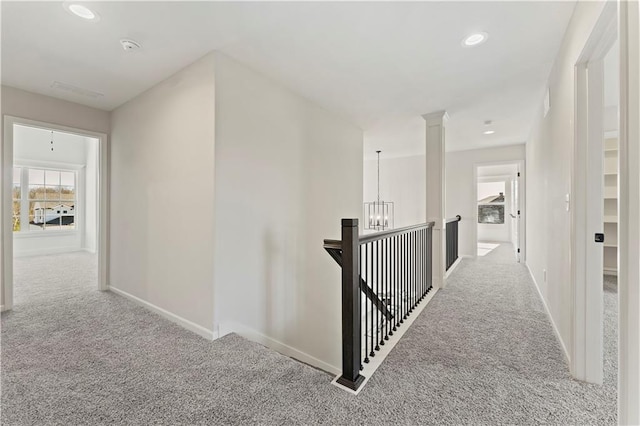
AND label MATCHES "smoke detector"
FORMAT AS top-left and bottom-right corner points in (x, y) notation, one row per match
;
(120, 39), (141, 51)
